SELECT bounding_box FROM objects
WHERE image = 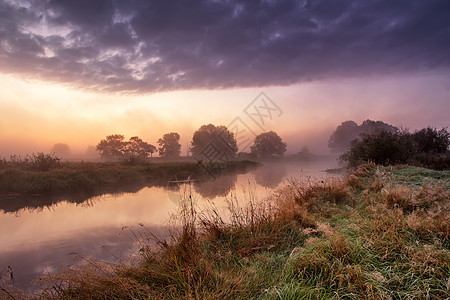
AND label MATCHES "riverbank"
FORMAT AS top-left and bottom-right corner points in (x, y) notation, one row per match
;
(4, 164), (450, 299)
(0, 160), (258, 197)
